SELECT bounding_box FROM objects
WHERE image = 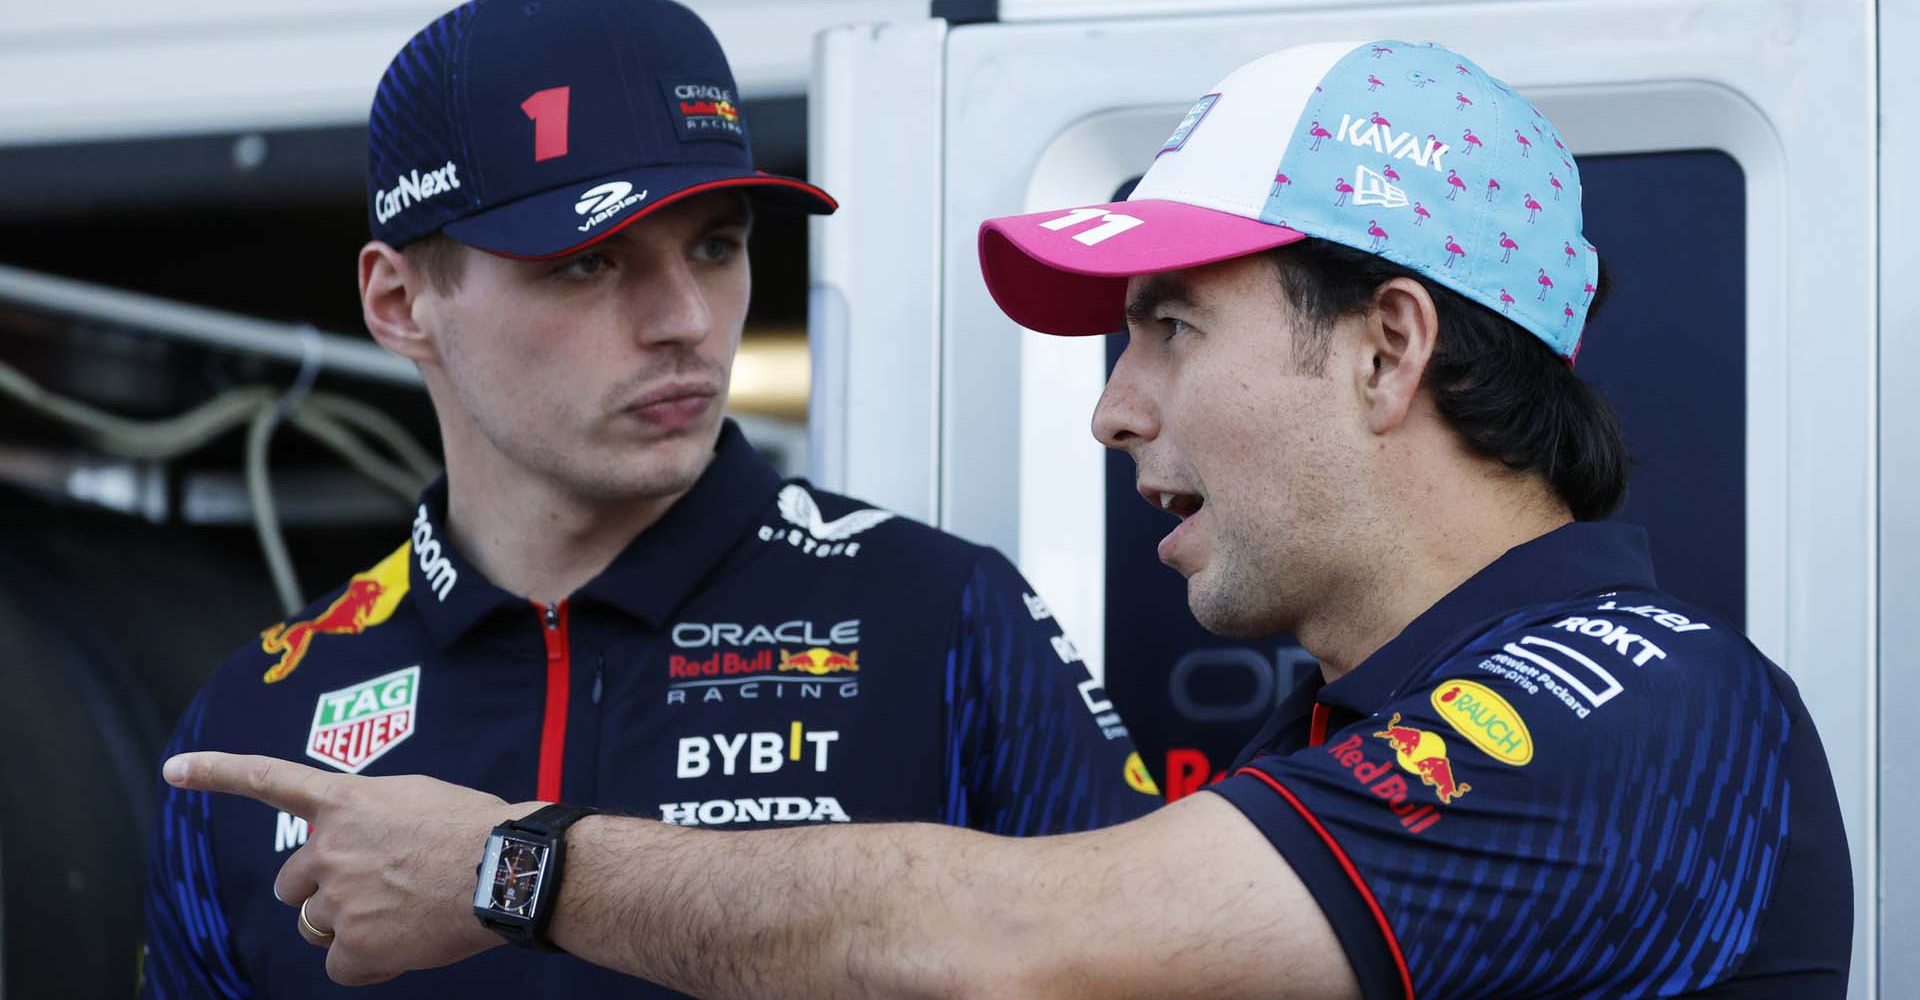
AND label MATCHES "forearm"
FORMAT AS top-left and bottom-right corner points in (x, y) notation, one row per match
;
(548, 816), (1035, 1000)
